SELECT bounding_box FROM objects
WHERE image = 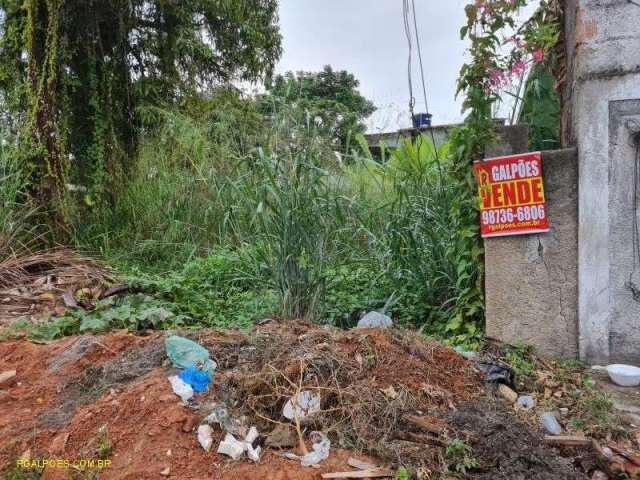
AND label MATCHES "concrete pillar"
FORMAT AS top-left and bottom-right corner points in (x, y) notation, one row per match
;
(564, 0), (640, 364)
